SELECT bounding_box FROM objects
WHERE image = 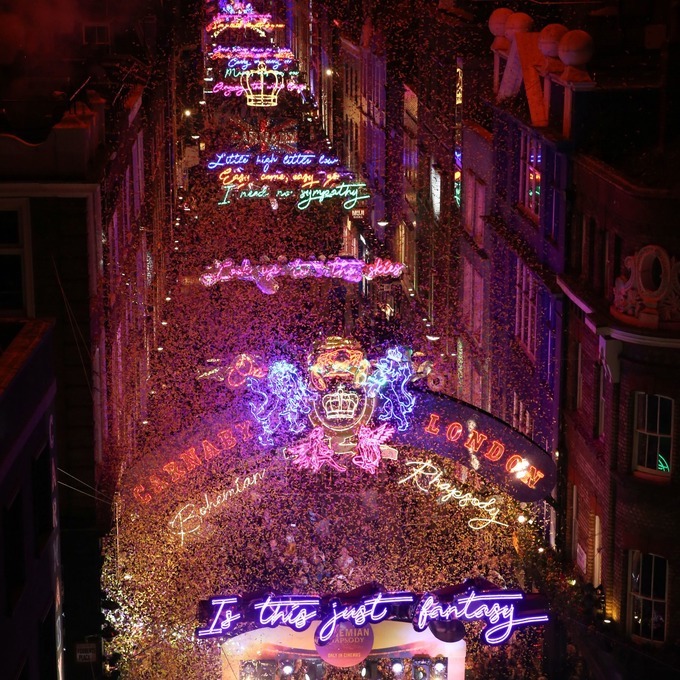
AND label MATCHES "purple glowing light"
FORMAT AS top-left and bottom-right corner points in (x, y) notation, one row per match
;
(247, 360), (314, 445)
(315, 593), (415, 645)
(413, 591), (550, 645)
(367, 347), (416, 432)
(196, 586), (549, 645)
